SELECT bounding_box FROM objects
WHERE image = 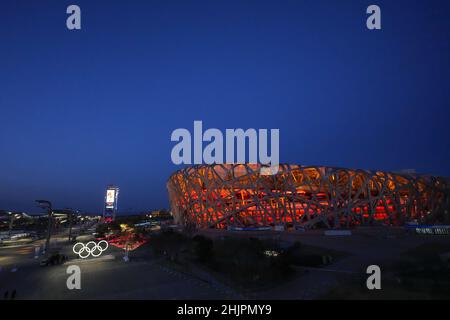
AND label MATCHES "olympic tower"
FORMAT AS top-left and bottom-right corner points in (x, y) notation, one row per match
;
(103, 185), (119, 222)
